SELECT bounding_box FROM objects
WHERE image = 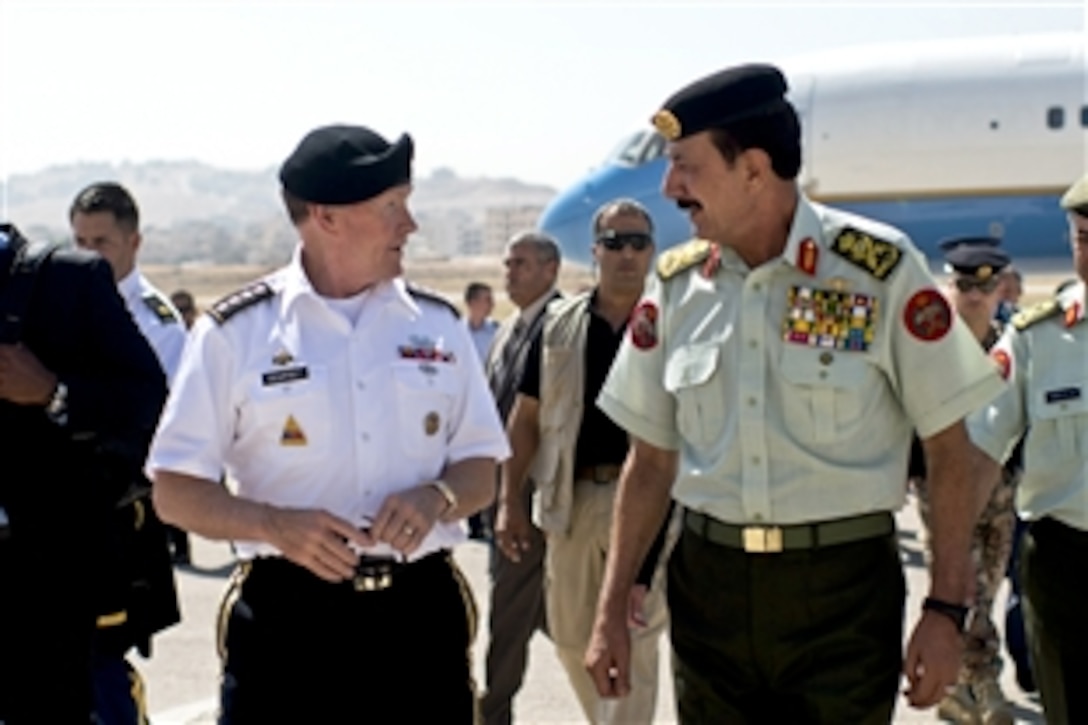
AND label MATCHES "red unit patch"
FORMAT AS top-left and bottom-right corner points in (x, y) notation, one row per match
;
(629, 301), (659, 350)
(903, 289), (952, 342)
